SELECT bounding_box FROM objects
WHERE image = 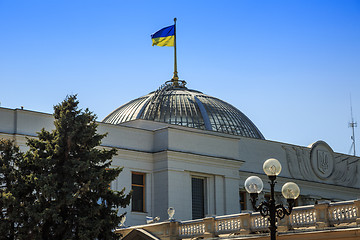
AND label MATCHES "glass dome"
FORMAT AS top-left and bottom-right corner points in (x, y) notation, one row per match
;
(102, 82), (264, 139)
